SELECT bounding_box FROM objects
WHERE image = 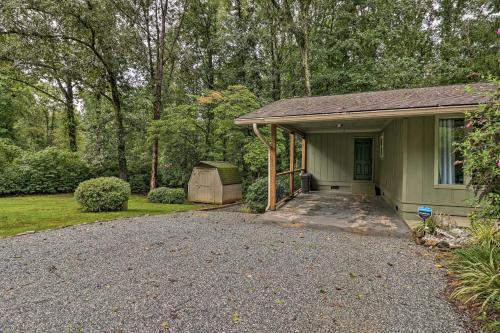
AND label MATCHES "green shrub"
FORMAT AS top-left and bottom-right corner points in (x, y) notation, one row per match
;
(457, 81), (499, 220)
(481, 320), (500, 333)
(414, 217), (439, 236)
(0, 147), (90, 195)
(0, 165), (20, 195)
(245, 177), (287, 213)
(128, 174), (150, 194)
(451, 243), (500, 311)
(453, 82), (500, 333)
(0, 138), (22, 168)
(469, 220), (500, 247)
(147, 187), (185, 204)
(75, 177), (131, 212)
